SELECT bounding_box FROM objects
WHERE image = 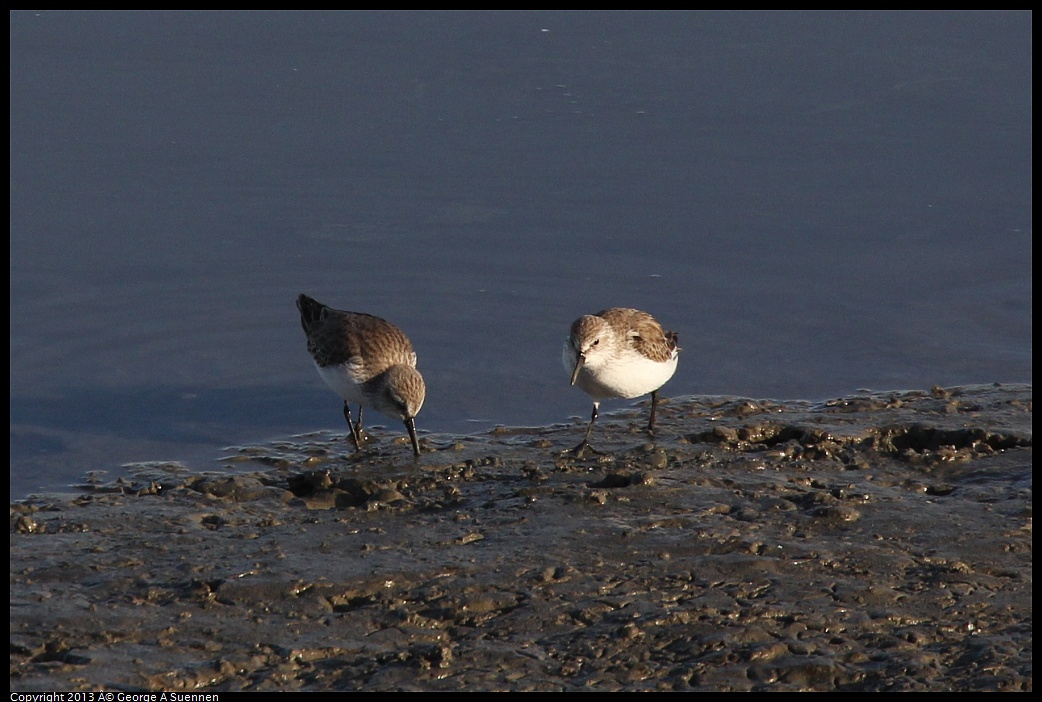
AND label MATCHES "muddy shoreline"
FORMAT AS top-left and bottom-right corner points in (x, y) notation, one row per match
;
(10, 384), (1032, 691)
